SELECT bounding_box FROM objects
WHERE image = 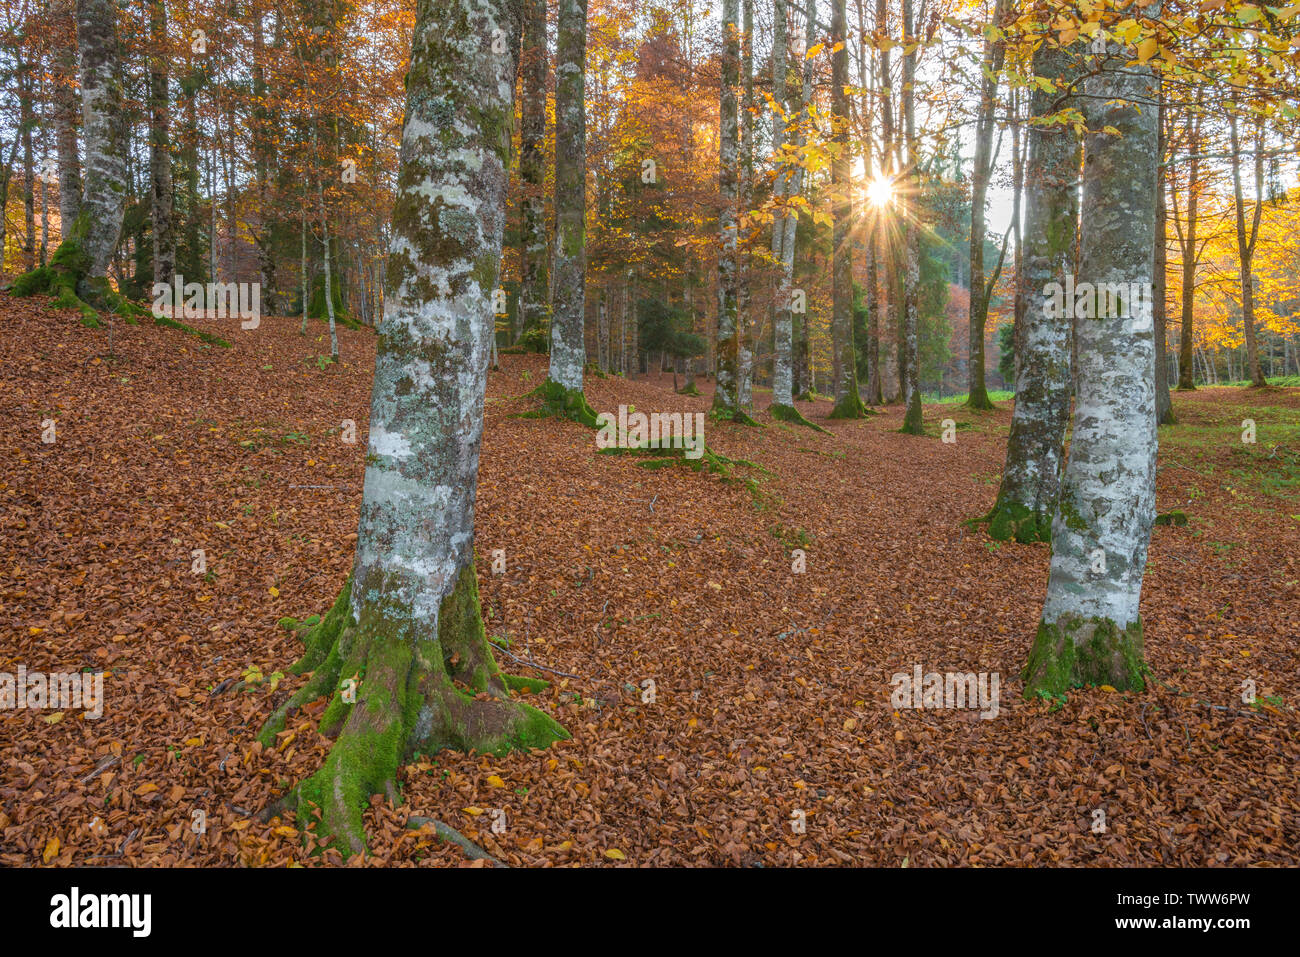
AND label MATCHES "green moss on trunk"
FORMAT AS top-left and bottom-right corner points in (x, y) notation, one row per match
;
(770, 402), (830, 433)
(968, 501), (1054, 544)
(536, 377), (600, 428)
(258, 567), (567, 858)
(827, 391), (870, 420)
(1023, 614), (1147, 699)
